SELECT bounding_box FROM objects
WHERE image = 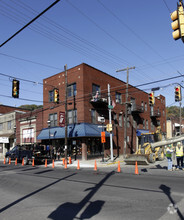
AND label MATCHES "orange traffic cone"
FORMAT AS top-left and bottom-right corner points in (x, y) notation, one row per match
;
(52, 159), (55, 168)
(9, 158), (11, 165)
(62, 158), (65, 166)
(94, 160), (97, 171)
(69, 157), (72, 164)
(64, 159), (67, 169)
(32, 159), (35, 167)
(22, 158), (24, 166)
(77, 160), (80, 170)
(3, 157), (6, 164)
(117, 161), (121, 173)
(135, 161), (139, 175)
(15, 158), (17, 165)
(45, 159), (47, 167)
